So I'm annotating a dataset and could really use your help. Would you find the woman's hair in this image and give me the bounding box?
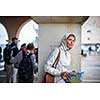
[67,34,76,41]
[27,43,34,50]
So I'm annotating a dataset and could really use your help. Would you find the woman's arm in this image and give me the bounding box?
[44,47,61,76]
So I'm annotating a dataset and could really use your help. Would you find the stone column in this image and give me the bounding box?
[38,23,81,82]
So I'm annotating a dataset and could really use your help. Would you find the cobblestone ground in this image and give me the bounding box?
[0,63,38,83]
[81,52,100,83]
[1,51,100,83]
[0,67,7,83]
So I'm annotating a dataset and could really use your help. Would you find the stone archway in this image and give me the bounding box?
[0,16,32,40]
[0,23,9,54]
[16,19,39,49]
[0,22,9,71]
[0,23,9,43]
[16,19,32,38]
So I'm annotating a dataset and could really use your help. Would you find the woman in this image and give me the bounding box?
[44,33,76,83]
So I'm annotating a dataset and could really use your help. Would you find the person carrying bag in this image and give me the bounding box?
[43,49,60,83]
[43,33,79,83]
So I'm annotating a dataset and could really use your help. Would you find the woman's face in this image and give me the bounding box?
[66,35,75,49]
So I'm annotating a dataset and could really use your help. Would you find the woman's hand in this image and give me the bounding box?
[60,72,68,79]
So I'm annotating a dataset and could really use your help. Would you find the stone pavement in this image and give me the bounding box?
[0,63,38,83]
[81,52,100,83]
[0,62,6,83]
[1,52,100,83]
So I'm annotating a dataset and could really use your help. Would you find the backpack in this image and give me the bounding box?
[3,45,14,64]
[18,51,33,81]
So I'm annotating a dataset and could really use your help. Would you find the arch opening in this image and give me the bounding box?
[17,20,39,49]
[0,23,9,61]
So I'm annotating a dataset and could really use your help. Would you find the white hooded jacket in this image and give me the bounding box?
[44,33,75,83]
